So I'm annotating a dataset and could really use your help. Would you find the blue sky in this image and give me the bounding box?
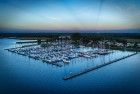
[0,0,140,32]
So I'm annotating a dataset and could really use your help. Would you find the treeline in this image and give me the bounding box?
[0,32,140,39]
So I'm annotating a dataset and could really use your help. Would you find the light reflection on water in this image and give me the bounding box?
[0,38,140,94]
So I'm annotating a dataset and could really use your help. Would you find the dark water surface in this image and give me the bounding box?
[0,38,140,94]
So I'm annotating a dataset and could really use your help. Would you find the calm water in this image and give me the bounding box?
[0,38,140,94]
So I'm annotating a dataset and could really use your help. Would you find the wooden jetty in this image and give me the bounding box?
[63,52,138,80]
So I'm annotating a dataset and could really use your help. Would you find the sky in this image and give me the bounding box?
[0,0,140,33]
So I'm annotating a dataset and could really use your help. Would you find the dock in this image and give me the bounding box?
[16,41,37,44]
[63,52,138,80]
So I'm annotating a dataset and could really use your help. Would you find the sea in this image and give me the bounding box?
[0,38,140,94]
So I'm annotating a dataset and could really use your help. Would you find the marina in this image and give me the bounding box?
[0,37,140,94]
[6,39,113,67]
[4,37,140,80]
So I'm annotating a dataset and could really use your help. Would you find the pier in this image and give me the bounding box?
[4,44,38,50]
[63,52,138,80]
[16,41,37,44]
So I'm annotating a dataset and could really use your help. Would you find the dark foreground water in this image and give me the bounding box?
[0,38,140,94]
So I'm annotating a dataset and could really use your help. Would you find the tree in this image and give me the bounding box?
[134,42,138,48]
[37,39,41,45]
[71,33,81,41]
